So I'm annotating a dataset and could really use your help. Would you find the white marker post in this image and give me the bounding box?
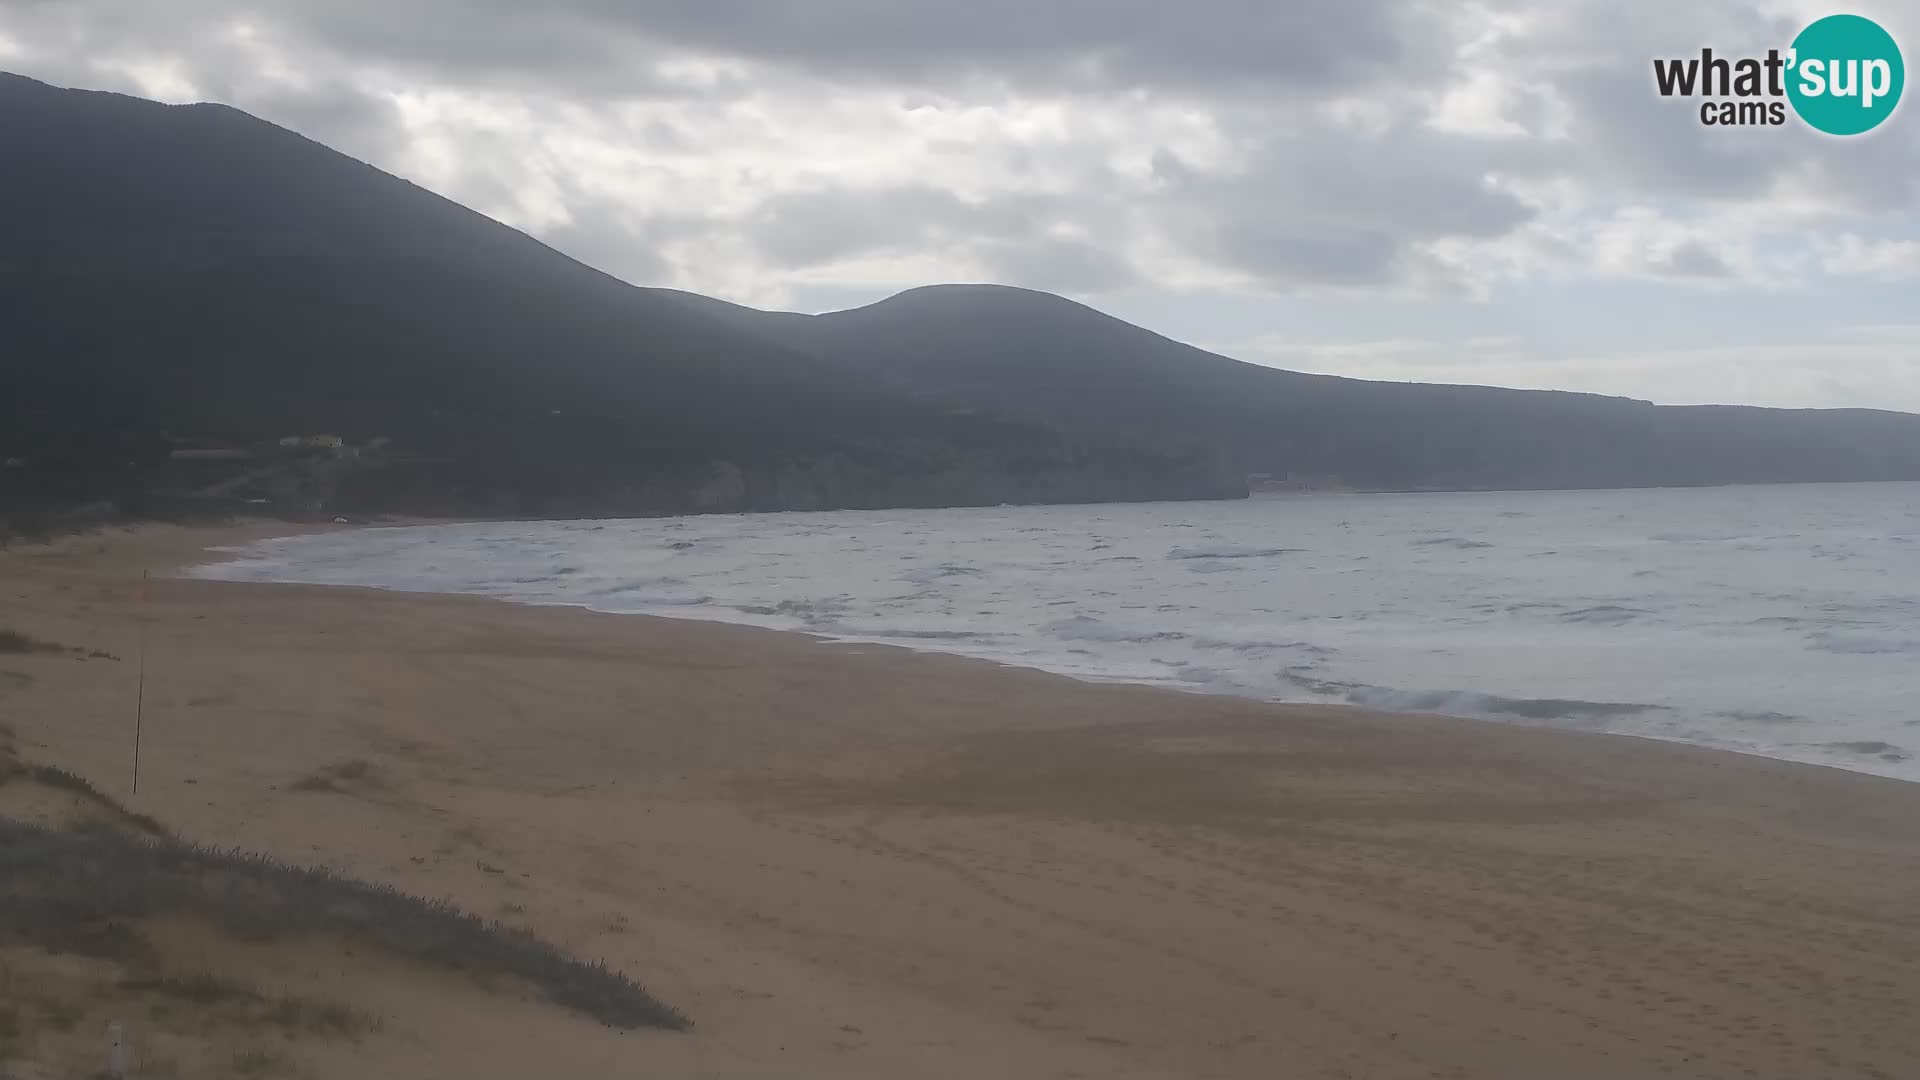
[107,1021,128,1079]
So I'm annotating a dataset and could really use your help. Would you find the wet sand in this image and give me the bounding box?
[3,522,1918,1078]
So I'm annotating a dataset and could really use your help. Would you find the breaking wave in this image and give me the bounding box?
[901,564,985,584]
[1284,673,1664,725]
[1042,616,1188,643]
[1809,633,1920,656]
[1166,544,1299,560]
[1559,605,1654,625]
[1412,536,1494,549]
[191,481,1920,783]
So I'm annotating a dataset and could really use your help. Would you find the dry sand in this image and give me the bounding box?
[3,522,1919,1079]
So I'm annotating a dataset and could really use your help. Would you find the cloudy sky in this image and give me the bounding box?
[3,0,1916,409]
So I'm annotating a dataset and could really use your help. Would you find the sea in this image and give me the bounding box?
[193,482,1920,782]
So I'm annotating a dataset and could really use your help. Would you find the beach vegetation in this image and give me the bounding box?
[0,628,64,654]
[0,755,168,836]
[0,819,688,1030]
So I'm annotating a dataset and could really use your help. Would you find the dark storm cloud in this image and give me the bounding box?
[251,0,1442,94]
[1652,242,1734,279]
[1552,65,1785,201]
[748,186,1046,268]
[1490,2,1920,216]
[2,0,1450,105]
[537,206,675,286]
[1211,218,1403,287]
[746,185,1139,292]
[1805,125,1920,215]
[1285,138,1535,240]
[0,0,405,159]
[1545,59,1919,216]
[978,234,1140,294]
[2,0,1915,306]
[1152,123,1536,290]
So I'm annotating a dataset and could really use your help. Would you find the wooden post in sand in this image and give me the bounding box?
[107,1020,128,1078]
[131,571,149,796]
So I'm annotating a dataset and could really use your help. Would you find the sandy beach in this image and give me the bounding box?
[4,522,1920,1079]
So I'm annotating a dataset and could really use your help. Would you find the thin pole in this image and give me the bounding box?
[132,570,148,797]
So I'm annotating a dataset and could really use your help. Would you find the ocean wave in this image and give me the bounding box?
[1502,602,1561,614]
[1349,687,1662,723]
[900,564,984,584]
[1411,536,1494,549]
[587,585,711,607]
[1180,560,1249,574]
[588,575,687,594]
[1650,530,1744,544]
[1042,616,1187,643]
[838,627,996,641]
[1718,710,1801,725]
[733,598,849,625]
[1193,635,1333,657]
[1819,740,1910,761]
[1282,672,1355,696]
[1283,673,1662,724]
[1166,544,1299,560]
[1809,632,1920,655]
[583,572,714,607]
[1559,605,1653,625]
[188,484,1920,786]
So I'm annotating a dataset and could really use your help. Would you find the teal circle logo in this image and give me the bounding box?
[1787,14,1904,135]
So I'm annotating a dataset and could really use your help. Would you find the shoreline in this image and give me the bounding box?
[6,522,1920,1077]
[190,516,1920,786]
[209,574,1920,788]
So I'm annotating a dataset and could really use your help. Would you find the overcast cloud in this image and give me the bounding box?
[2,0,1915,409]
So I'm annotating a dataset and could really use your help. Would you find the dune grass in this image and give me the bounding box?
[0,757,167,836]
[0,820,688,1031]
[119,971,379,1037]
[229,1047,294,1078]
[0,628,64,654]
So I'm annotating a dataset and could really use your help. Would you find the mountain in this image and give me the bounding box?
[0,73,1243,525]
[5,73,1917,532]
[657,284,1920,492]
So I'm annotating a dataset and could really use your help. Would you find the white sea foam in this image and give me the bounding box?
[1166,544,1298,560]
[194,482,1920,782]
[1810,632,1920,655]
[1044,616,1189,643]
[1411,536,1496,550]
